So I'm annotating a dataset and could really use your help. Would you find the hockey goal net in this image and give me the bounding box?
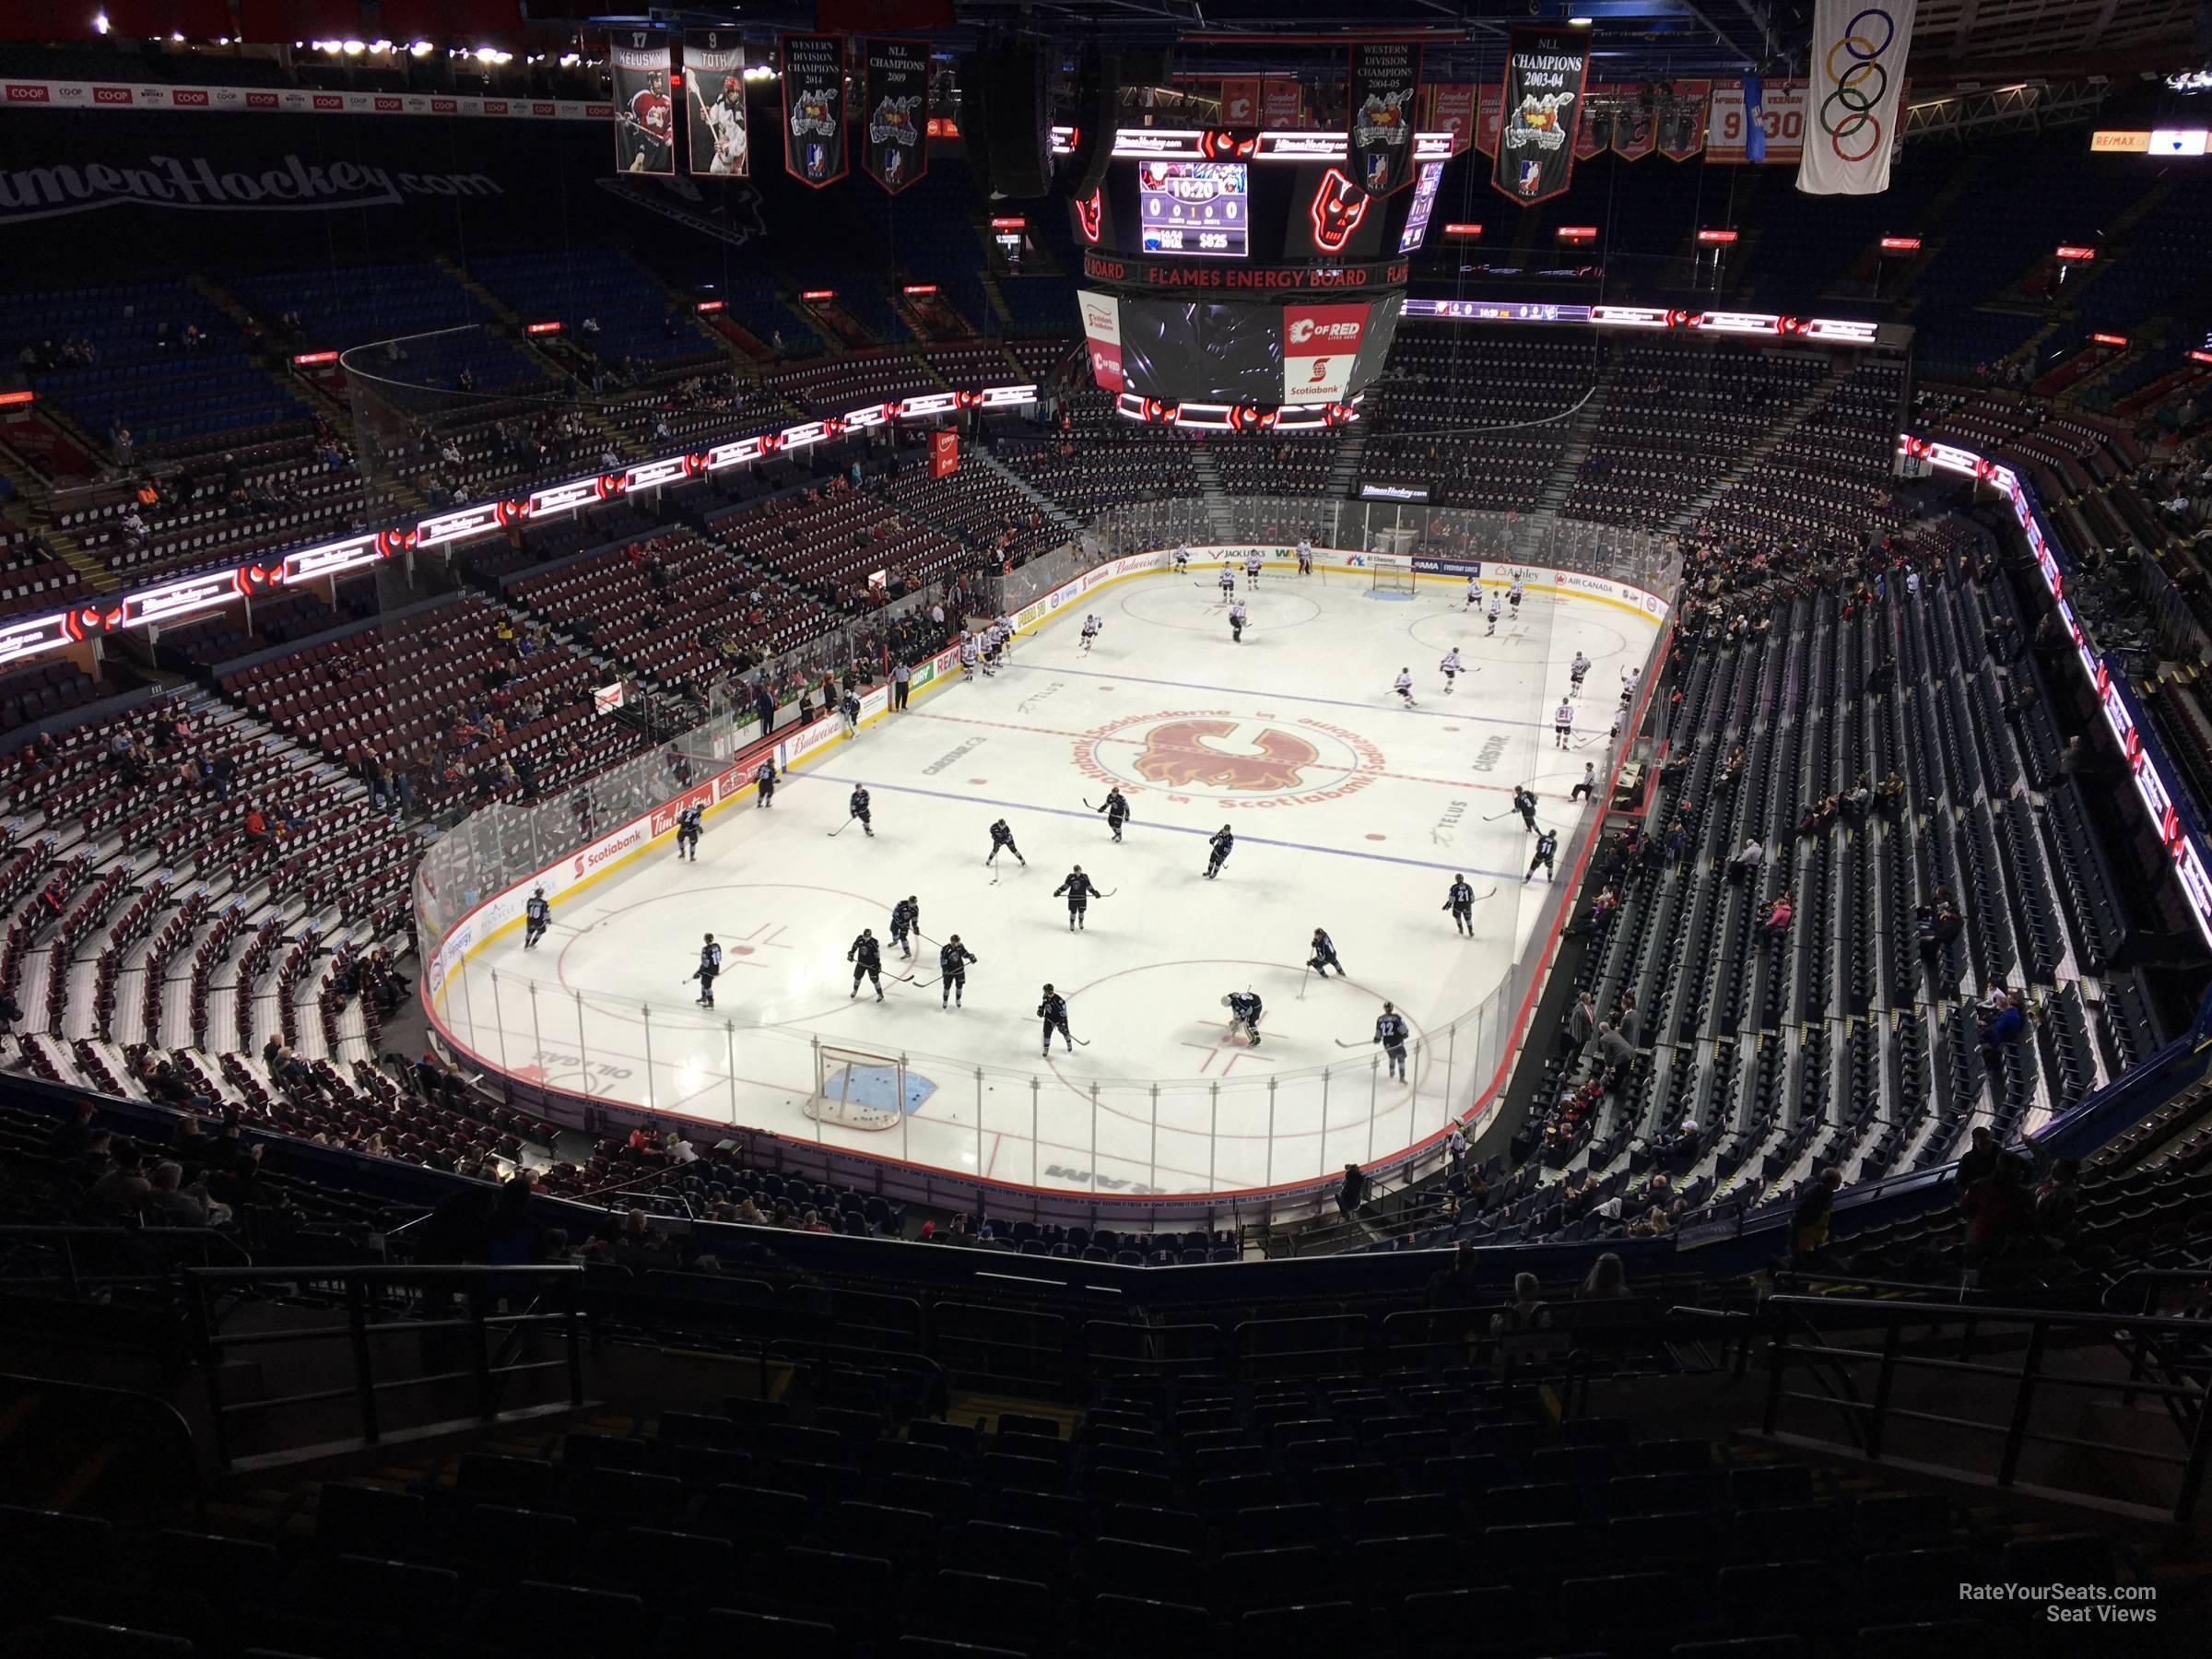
[804,1045,915,1132]
[1368,553,1417,594]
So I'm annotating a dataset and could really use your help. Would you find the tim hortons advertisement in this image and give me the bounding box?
[1282,301,1368,405]
[610,32,675,177]
[1491,26,1591,206]
[682,31,749,178]
[781,33,849,187]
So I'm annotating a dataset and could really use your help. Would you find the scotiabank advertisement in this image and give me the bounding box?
[1282,301,1367,404]
[1077,288,1124,393]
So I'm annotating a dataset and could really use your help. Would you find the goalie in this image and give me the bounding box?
[1222,989,1264,1047]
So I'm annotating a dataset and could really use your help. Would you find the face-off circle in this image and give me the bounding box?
[1073,711,1381,805]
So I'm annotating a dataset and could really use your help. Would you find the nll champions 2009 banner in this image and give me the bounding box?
[682,30,748,178]
[1491,26,1591,206]
[861,38,928,194]
[1347,42,1420,197]
[1797,0,1914,194]
[781,33,848,188]
[610,31,674,176]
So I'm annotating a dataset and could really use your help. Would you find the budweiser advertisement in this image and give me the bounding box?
[1077,288,1125,392]
[1282,301,1367,404]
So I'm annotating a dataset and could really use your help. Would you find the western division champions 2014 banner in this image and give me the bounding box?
[1347,42,1420,197]
[1797,0,1914,194]
[1492,26,1591,205]
[610,32,674,176]
[682,30,748,178]
[781,33,848,188]
[861,38,928,194]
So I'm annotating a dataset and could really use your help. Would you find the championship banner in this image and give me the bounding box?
[1425,83,1475,153]
[1077,288,1124,393]
[610,32,675,176]
[1219,77,1259,127]
[1574,88,1613,161]
[930,429,959,478]
[860,38,927,193]
[1658,79,1712,160]
[1348,42,1420,196]
[780,33,848,187]
[1475,87,1503,156]
[1611,87,1657,160]
[1492,27,1590,206]
[682,31,748,178]
[1707,77,1806,164]
[1283,301,1366,405]
[1261,78,1302,128]
[1798,0,1914,194]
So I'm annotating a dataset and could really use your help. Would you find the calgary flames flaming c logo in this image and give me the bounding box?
[1132,719,1320,792]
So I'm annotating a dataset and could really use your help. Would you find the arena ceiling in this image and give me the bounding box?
[582,0,2206,80]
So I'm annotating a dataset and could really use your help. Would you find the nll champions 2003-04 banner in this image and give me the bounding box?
[1491,26,1591,206]
[610,31,674,176]
[781,33,848,188]
[1347,42,1420,197]
[682,30,748,178]
[861,38,928,194]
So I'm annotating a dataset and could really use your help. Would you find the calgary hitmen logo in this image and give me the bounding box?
[1074,711,1379,805]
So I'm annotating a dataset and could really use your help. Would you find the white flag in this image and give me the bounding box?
[1796,0,1915,195]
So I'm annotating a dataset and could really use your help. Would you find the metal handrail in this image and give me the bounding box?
[1759,1293,2212,1520]
[182,1263,587,1467]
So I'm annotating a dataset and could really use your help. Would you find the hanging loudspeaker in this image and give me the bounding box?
[1061,45,1119,200]
[980,41,1051,199]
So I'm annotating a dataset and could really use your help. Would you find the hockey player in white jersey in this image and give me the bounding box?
[1439,647,1463,695]
[1394,667,1418,709]
[1486,590,1502,636]
[1080,613,1103,654]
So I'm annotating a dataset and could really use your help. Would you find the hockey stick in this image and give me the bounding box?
[1091,887,1117,899]
[829,814,859,838]
[1483,807,1516,821]
[1070,1034,1091,1046]
[1333,1037,1371,1049]
[1470,885,1500,900]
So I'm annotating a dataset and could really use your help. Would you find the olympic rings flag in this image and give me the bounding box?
[1796,0,1914,195]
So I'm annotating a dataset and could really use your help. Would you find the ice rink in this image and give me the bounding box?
[433,563,1664,1196]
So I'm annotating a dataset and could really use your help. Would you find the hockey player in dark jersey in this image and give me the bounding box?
[1444,876,1476,937]
[1513,784,1538,833]
[1053,866,1100,932]
[1204,825,1234,880]
[848,783,874,837]
[1307,927,1347,977]
[675,801,702,861]
[1527,827,1559,882]
[693,933,723,1008]
[1038,983,1074,1055]
[841,690,862,736]
[889,895,921,959]
[937,935,976,1009]
[1223,989,1264,1046]
[847,927,885,1001]
[1374,1002,1411,1080]
[986,818,1025,867]
[524,887,550,949]
[753,759,777,807]
[1099,788,1131,842]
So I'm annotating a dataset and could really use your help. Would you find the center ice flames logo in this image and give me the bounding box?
[1133,719,1319,792]
[1076,711,1382,806]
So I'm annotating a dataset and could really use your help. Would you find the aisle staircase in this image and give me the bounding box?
[1187,446,1239,540]
[1533,381,1613,512]
[1669,358,1855,531]
[1324,424,1370,498]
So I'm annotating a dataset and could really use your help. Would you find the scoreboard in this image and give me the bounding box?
[1137,161,1249,257]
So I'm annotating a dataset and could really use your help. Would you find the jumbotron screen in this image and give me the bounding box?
[1136,160,1250,257]
[1082,290,1403,408]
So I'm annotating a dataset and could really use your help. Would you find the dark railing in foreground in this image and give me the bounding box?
[1759,1293,2212,1523]
[183,1264,586,1468]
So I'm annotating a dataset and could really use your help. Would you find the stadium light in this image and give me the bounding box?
[409,41,433,57]
[92,13,109,34]
[559,53,582,67]
[342,39,364,55]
